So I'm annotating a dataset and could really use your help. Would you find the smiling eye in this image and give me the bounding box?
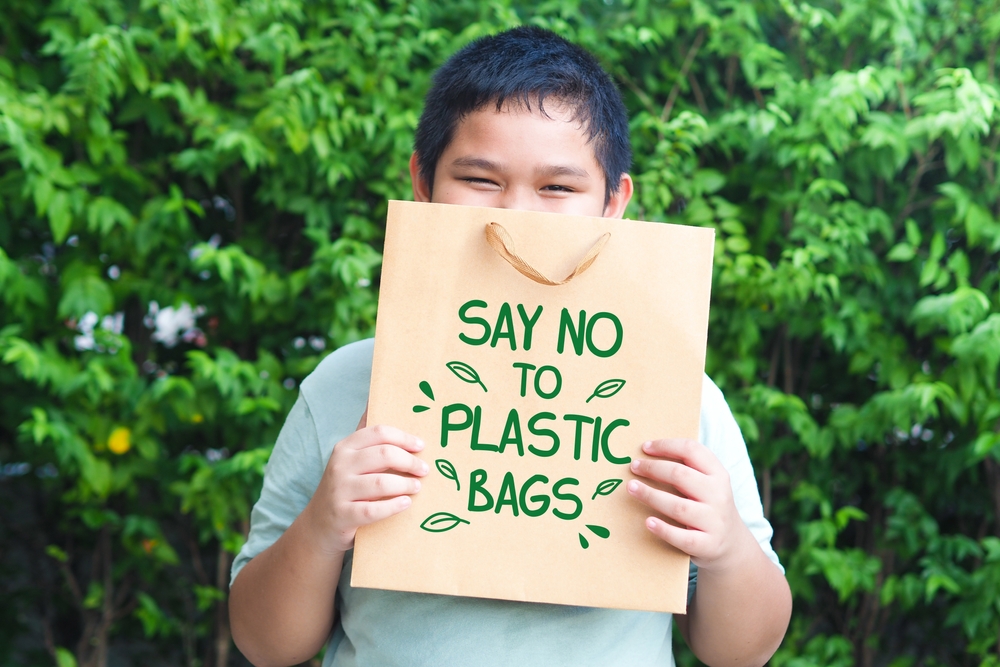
[542,184,574,193]
[461,177,498,186]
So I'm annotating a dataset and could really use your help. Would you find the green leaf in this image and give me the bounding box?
[586,378,626,403]
[446,361,488,392]
[419,380,434,400]
[591,478,623,500]
[87,196,135,234]
[55,648,77,667]
[135,592,176,639]
[886,243,916,262]
[579,533,589,549]
[46,544,68,562]
[48,190,73,243]
[58,263,114,318]
[83,581,103,609]
[412,405,430,413]
[419,512,470,533]
[435,458,460,491]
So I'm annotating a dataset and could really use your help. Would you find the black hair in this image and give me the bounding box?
[413,26,632,202]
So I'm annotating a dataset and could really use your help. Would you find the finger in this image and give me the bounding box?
[629,458,708,500]
[644,516,708,558]
[640,438,722,476]
[348,473,423,501]
[627,479,711,531]
[351,424,425,453]
[353,444,430,477]
[343,495,413,527]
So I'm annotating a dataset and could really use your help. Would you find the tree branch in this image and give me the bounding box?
[661,29,706,122]
[687,72,708,114]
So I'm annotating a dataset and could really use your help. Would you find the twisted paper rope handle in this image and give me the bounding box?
[484,222,611,286]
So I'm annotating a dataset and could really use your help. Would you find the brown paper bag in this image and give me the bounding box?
[352,200,715,613]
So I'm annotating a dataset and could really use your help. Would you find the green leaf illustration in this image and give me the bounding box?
[579,533,590,549]
[591,478,623,500]
[446,361,488,392]
[419,380,435,401]
[420,512,470,533]
[586,378,626,403]
[587,524,610,539]
[435,458,460,491]
[413,405,430,413]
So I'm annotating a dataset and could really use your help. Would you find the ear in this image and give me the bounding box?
[602,173,634,219]
[410,152,432,203]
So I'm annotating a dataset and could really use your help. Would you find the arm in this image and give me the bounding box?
[229,415,428,667]
[628,438,791,667]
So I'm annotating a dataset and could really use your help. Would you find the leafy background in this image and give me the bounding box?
[2,0,999,665]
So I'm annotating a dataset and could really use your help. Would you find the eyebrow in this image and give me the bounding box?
[450,156,502,171]
[536,164,590,179]
[449,156,590,180]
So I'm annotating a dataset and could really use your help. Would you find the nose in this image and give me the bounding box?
[498,186,534,211]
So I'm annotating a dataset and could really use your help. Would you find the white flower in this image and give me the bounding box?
[73,311,124,352]
[146,302,206,348]
[102,312,124,334]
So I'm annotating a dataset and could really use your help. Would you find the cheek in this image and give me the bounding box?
[433,188,506,210]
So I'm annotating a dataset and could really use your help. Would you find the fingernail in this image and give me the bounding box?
[630,460,640,472]
[642,440,653,452]
[628,480,639,493]
[646,517,657,530]
[400,495,412,507]
[415,438,425,450]
[413,480,421,492]
[420,462,429,475]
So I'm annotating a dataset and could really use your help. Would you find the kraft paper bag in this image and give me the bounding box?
[352,200,715,613]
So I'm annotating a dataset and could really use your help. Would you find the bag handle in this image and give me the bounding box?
[484,222,611,286]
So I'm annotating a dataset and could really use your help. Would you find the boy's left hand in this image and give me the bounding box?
[627,438,757,572]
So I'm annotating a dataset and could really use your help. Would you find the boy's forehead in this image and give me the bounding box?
[442,102,601,170]
[464,96,591,132]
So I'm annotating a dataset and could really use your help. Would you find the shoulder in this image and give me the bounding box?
[697,373,741,450]
[298,338,374,457]
[300,337,375,399]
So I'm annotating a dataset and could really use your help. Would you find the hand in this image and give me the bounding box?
[627,438,756,572]
[303,411,428,555]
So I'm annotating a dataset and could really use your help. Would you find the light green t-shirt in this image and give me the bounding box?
[232,338,781,667]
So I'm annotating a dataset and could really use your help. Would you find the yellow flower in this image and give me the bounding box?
[108,427,131,455]
[191,413,204,424]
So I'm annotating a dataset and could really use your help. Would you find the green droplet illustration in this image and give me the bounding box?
[413,405,430,413]
[446,361,488,392]
[592,478,623,500]
[419,380,435,401]
[579,533,590,549]
[420,512,470,533]
[587,524,610,539]
[586,378,626,403]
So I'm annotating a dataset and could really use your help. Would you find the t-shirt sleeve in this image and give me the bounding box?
[230,394,325,587]
[697,375,782,573]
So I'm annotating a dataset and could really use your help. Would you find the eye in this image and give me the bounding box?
[541,184,575,193]
[461,177,499,188]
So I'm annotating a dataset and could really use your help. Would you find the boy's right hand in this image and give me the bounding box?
[302,411,427,555]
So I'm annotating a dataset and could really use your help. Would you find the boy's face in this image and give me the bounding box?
[410,102,633,218]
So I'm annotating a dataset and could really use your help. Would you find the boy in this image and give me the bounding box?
[229,26,791,667]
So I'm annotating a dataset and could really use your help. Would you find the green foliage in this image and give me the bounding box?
[1,0,999,666]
